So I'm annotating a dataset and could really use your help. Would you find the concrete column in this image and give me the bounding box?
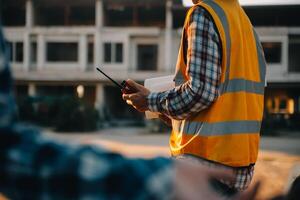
[95,33,102,67]
[95,84,105,119]
[165,0,173,72]
[24,0,34,71]
[28,83,36,97]
[282,35,289,74]
[96,0,104,28]
[95,0,104,68]
[26,0,34,28]
[37,35,45,70]
[23,33,30,71]
[79,34,88,71]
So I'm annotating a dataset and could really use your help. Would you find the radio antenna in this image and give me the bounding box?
[96,67,123,90]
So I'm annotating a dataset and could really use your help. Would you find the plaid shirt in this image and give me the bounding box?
[148,7,254,190]
[0,28,174,199]
[147,7,221,120]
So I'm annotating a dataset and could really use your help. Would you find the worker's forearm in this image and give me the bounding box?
[147,80,218,120]
[147,7,221,120]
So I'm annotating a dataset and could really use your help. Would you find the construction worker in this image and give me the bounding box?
[0,23,263,199]
[123,0,266,195]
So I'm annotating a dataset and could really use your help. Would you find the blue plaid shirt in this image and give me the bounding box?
[0,28,174,199]
[147,7,222,120]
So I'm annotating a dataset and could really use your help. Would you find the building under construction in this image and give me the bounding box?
[1,0,300,129]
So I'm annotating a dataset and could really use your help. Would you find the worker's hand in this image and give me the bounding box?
[122,79,150,112]
[159,114,172,127]
[174,161,260,200]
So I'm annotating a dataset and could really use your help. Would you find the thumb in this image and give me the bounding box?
[126,79,145,91]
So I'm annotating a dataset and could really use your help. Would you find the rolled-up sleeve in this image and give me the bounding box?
[147,7,221,120]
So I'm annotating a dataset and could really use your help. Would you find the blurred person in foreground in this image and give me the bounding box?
[0,25,261,199]
[123,0,266,196]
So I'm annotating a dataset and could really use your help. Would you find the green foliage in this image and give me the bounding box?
[17,97,36,122]
[17,96,100,132]
[54,97,99,132]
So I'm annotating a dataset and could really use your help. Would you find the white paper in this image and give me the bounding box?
[144,75,175,119]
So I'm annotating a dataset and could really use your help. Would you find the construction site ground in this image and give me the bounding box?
[1,127,300,200]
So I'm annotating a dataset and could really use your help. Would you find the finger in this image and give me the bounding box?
[122,94,131,100]
[126,79,145,91]
[234,182,260,200]
[126,100,133,106]
[135,107,143,113]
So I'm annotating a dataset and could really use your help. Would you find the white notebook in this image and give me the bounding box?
[144,75,175,119]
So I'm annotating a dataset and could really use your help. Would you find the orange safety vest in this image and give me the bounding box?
[170,0,266,167]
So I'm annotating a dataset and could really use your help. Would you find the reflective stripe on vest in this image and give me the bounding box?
[253,28,267,83]
[173,120,261,136]
[204,0,266,95]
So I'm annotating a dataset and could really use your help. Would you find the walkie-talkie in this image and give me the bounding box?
[96,67,137,94]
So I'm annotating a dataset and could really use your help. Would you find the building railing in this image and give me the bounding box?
[3,26,300,82]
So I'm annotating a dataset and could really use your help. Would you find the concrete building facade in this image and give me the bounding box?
[1,0,300,127]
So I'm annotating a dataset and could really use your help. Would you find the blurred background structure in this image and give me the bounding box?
[0,1,300,199]
[0,0,300,132]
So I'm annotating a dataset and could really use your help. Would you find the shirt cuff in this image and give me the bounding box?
[147,92,161,113]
